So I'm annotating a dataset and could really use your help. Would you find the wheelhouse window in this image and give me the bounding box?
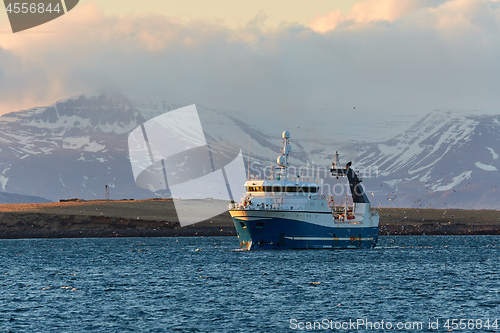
[258,186,318,193]
[246,186,265,192]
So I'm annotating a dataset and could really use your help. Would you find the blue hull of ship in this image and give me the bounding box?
[232,215,378,250]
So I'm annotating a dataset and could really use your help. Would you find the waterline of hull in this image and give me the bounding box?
[231,213,378,250]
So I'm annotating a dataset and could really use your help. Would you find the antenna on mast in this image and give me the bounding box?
[269,147,272,180]
[277,130,291,181]
[247,142,250,180]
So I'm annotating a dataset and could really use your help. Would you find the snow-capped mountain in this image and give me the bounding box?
[0,92,279,201]
[0,92,498,209]
[353,111,500,209]
[0,92,192,200]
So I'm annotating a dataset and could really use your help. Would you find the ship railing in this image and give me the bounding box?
[229,200,309,211]
[248,174,317,182]
[334,219,362,224]
[271,203,304,211]
[247,203,306,211]
[332,206,354,212]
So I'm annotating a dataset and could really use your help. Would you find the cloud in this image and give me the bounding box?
[309,0,432,32]
[349,0,425,23]
[0,0,499,131]
[308,0,500,33]
[308,10,343,33]
[428,0,500,32]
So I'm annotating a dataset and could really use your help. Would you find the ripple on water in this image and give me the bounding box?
[0,236,499,332]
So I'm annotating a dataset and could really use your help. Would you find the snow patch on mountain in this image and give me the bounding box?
[63,137,106,152]
[0,171,8,190]
[383,179,402,187]
[432,171,472,191]
[63,137,90,149]
[475,162,497,171]
[59,174,65,187]
[486,147,499,160]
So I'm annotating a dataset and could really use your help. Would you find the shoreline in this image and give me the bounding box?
[0,227,237,239]
[1,224,499,239]
[380,224,500,236]
[0,200,499,239]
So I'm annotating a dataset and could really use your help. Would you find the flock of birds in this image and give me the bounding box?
[370,180,493,208]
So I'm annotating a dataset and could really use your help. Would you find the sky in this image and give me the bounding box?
[0,0,499,121]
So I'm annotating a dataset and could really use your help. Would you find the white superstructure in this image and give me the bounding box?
[229,130,379,250]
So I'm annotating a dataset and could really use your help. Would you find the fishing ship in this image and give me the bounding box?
[229,130,379,250]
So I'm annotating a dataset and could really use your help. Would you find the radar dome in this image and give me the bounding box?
[282,130,290,139]
[277,155,285,165]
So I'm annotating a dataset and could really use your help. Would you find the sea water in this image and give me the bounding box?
[0,236,499,332]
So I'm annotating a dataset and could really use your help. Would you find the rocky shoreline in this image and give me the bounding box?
[380,224,500,236]
[1,224,500,239]
[0,200,499,239]
[0,227,237,239]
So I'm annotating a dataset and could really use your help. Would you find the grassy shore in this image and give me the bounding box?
[0,199,499,238]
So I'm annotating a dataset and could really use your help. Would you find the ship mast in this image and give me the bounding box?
[277,130,291,181]
[331,154,369,204]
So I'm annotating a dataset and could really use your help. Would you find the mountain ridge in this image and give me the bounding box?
[0,92,498,209]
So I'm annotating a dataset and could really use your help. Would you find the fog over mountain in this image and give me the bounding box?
[0,92,498,209]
